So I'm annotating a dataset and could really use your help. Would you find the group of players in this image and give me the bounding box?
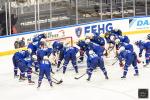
[12,29,150,88]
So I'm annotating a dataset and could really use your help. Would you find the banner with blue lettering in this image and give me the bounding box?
[129,17,150,30]
[81,19,129,36]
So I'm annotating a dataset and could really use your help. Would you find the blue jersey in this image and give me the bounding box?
[27,43,37,55]
[38,59,52,82]
[143,41,150,54]
[32,34,46,43]
[39,60,51,71]
[13,50,30,61]
[117,42,134,52]
[118,50,135,62]
[37,48,53,61]
[135,40,145,54]
[24,56,33,68]
[91,36,105,46]
[86,42,105,57]
[62,46,79,74]
[122,43,134,52]
[118,36,130,44]
[111,29,122,36]
[63,46,79,57]
[87,53,99,69]
[52,41,64,52]
[77,40,87,50]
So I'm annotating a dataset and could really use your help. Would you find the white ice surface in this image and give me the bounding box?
[0,34,150,100]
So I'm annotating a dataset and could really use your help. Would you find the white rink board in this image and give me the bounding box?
[0,33,150,100]
[0,18,129,52]
[1,16,150,53]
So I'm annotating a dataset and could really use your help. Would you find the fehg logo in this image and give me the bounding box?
[137,19,150,26]
[84,23,113,35]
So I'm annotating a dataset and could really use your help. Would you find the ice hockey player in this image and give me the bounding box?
[115,38,133,55]
[90,33,105,47]
[37,56,53,88]
[12,49,35,83]
[118,46,139,78]
[37,41,53,61]
[85,39,108,78]
[86,50,108,81]
[134,40,145,57]
[36,41,53,72]
[76,38,87,63]
[111,28,122,36]
[32,33,47,43]
[52,41,64,68]
[135,35,150,67]
[27,34,47,55]
[61,44,79,74]
[104,31,117,53]
[13,49,31,78]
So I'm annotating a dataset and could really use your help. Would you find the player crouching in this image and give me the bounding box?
[118,47,139,79]
[12,49,35,84]
[86,50,109,81]
[61,44,79,74]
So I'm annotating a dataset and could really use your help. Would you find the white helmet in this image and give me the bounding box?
[118,46,125,54]
[41,38,46,42]
[64,42,70,48]
[115,39,120,44]
[85,33,94,39]
[43,56,49,60]
[27,48,32,54]
[114,28,118,32]
[89,50,95,55]
[85,39,91,44]
[74,44,80,49]
[110,35,115,41]
[32,55,37,60]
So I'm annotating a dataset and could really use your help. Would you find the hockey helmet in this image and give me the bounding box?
[32,55,37,60]
[27,48,32,54]
[85,39,91,44]
[115,39,120,45]
[85,33,94,39]
[110,35,115,41]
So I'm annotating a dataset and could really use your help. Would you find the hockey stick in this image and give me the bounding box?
[32,71,63,84]
[51,77,63,84]
[112,59,119,66]
[56,66,63,72]
[74,73,86,80]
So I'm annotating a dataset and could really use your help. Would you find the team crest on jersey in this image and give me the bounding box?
[75,27,82,38]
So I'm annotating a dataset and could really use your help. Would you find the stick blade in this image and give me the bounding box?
[74,77,79,80]
[56,79,63,84]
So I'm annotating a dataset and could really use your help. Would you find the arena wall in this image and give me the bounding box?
[0,16,150,56]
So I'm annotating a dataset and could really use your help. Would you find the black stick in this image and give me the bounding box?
[32,71,63,84]
[112,59,119,66]
[56,66,63,72]
[74,73,86,80]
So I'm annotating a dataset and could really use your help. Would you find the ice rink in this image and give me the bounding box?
[0,34,149,100]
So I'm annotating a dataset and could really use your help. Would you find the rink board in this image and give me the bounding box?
[0,16,150,56]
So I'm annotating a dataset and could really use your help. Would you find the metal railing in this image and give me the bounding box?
[0,0,150,36]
